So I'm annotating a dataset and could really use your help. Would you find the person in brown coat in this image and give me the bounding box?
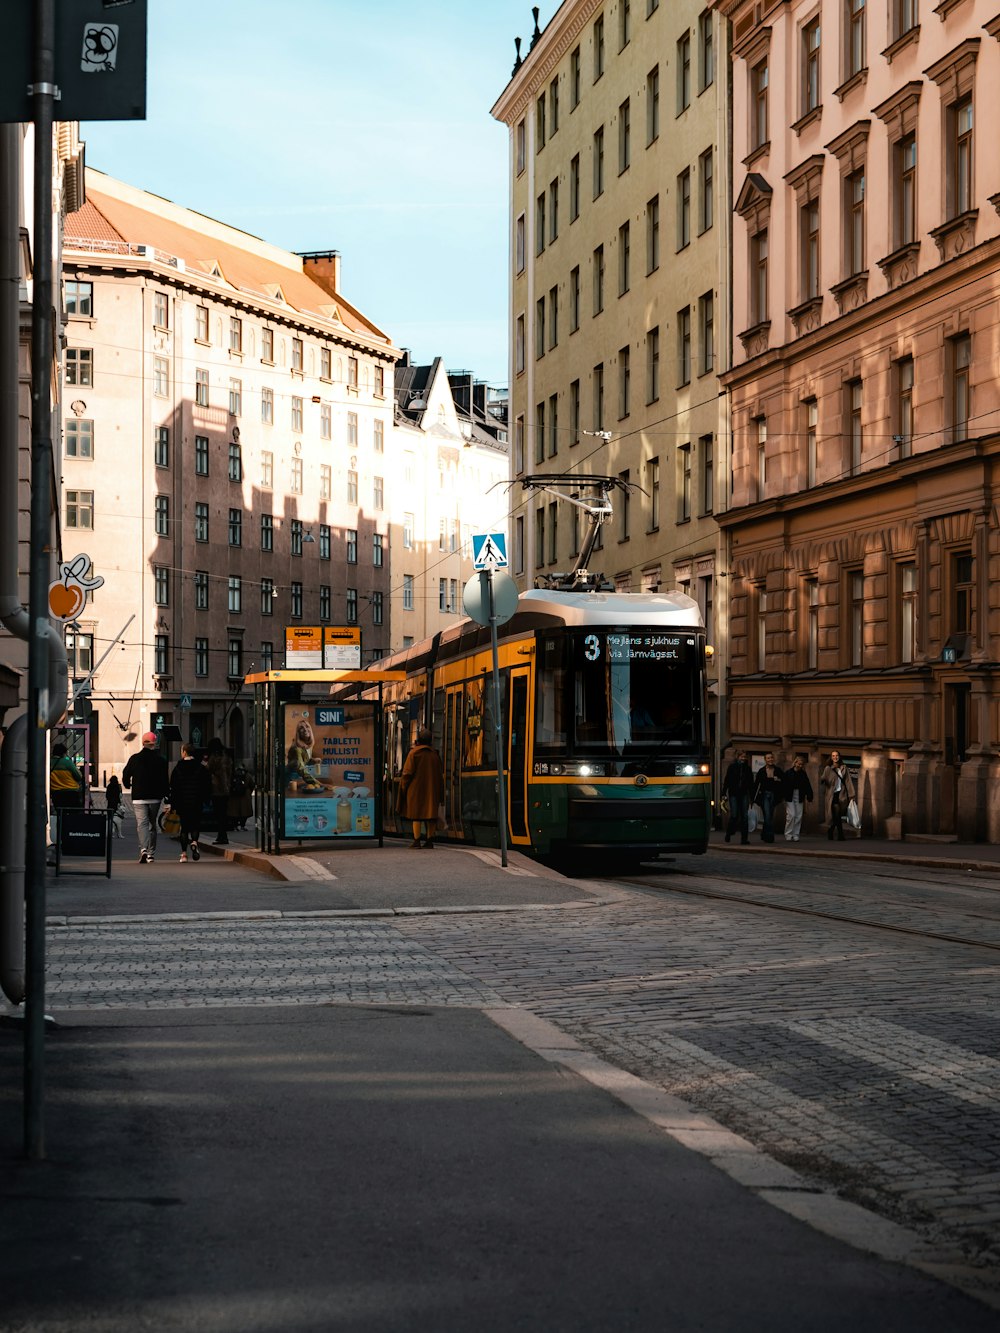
[398,728,444,849]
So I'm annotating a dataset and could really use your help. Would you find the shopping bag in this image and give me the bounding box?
[747,805,759,833]
[158,807,181,839]
[846,798,861,831]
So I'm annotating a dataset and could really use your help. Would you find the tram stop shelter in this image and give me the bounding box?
[247,669,405,854]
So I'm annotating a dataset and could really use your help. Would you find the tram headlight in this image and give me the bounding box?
[535,762,607,777]
[675,763,711,777]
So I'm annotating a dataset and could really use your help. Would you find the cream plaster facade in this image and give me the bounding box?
[493,0,731,763]
[715,0,1000,839]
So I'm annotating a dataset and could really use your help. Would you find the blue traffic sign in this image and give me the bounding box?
[472,531,508,570]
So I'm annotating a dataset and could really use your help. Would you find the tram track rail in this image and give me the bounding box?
[616,867,1000,955]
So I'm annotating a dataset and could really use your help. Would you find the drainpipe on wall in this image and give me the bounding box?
[0,122,68,1006]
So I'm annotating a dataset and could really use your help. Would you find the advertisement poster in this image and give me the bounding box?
[282,702,377,839]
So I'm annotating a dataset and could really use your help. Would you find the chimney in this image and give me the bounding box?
[299,249,341,298]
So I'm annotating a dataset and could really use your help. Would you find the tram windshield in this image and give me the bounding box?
[534,628,703,757]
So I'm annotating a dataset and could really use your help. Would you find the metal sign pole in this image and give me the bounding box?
[485,568,509,868]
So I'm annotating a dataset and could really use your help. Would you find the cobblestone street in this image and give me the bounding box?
[43,851,1000,1284]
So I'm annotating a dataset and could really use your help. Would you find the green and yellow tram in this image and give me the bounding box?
[343,589,711,863]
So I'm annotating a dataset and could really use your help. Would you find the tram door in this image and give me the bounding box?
[507,668,531,845]
[441,686,464,836]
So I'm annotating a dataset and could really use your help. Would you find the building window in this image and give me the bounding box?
[849,569,864,665]
[699,149,713,233]
[229,315,242,353]
[403,513,414,550]
[534,401,546,464]
[374,475,384,509]
[899,562,916,662]
[194,571,208,610]
[647,325,660,403]
[801,198,820,300]
[228,442,242,482]
[895,133,917,247]
[292,337,304,372]
[536,92,546,151]
[593,363,604,431]
[289,519,302,557]
[549,286,559,349]
[895,0,918,40]
[699,11,714,90]
[700,433,714,514]
[802,17,821,115]
[569,266,581,333]
[847,379,863,473]
[348,411,358,446]
[228,378,242,416]
[228,508,242,547]
[569,155,580,224]
[403,575,414,611]
[154,566,169,606]
[549,393,559,457]
[952,550,973,635]
[260,641,273,672]
[319,347,332,380]
[195,367,209,407]
[895,358,913,458]
[619,98,631,173]
[261,578,274,616]
[515,213,525,274]
[594,13,605,80]
[321,404,332,440]
[374,364,384,397]
[593,244,605,314]
[65,280,93,316]
[571,45,581,107]
[153,425,170,469]
[618,221,630,295]
[517,118,526,173]
[678,445,691,521]
[677,307,691,386]
[347,588,358,624]
[261,385,274,424]
[65,418,94,458]
[346,529,358,565]
[194,434,209,476]
[845,167,865,276]
[846,0,866,79]
[677,32,691,112]
[228,576,241,615]
[593,126,604,198]
[646,194,660,273]
[320,463,332,500]
[756,587,768,669]
[806,577,819,668]
[319,524,331,560]
[751,228,768,325]
[549,178,559,243]
[291,396,303,433]
[194,501,208,542]
[699,292,714,374]
[648,456,660,530]
[620,0,631,48]
[374,418,384,453]
[195,305,209,342]
[647,65,660,144]
[805,397,818,485]
[291,456,303,494]
[951,333,971,443]
[536,193,545,255]
[373,533,384,567]
[751,59,769,150]
[154,635,169,676]
[534,511,545,569]
[755,417,767,497]
[153,291,168,328]
[677,168,691,249]
[261,327,274,362]
[618,347,631,419]
[261,513,273,552]
[154,494,169,536]
[65,347,93,385]
[320,585,331,622]
[570,380,581,444]
[195,638,208,678]
[950,96,973,219]
[290,582,303,620]
[516,315,525,374]
[154,357,168,397]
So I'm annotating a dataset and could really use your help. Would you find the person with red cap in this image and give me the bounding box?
[122,731,170,863]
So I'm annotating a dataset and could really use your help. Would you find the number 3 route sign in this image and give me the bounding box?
[472,532,508,570]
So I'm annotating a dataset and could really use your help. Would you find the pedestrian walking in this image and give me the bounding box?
[722,749,753,845]
[49,743,83,810]
[105,774,124,838]
[228,765,253,830]
[206,737,233,845]
[398,728,444,849]
[168,743,212,862]
[821,749,856,841]
[122,732,170,863]
[782,756,813,842]
[752,752,785,844]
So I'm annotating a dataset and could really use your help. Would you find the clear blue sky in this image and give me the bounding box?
[82,0,554,390]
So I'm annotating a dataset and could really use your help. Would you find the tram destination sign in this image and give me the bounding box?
[584,632,689,663]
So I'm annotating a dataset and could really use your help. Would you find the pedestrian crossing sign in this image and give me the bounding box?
[472,531,508,570]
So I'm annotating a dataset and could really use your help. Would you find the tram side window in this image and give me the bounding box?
[536,636,567,744]
[464,678,487,768]
[480,674,505,771]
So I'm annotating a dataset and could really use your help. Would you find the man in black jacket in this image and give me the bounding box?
[722,750,753,845]
[168,743,212,863]
[122,732,170,864]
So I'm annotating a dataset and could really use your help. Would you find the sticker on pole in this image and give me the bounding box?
[471,532,508,570]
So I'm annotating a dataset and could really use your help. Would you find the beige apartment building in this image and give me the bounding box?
[715,0,1000,839]
[61,170,400,774]
[492,0,730,759]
